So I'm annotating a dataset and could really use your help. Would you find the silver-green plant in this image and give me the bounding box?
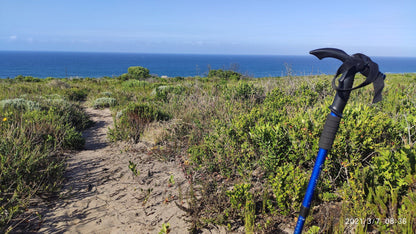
[100,91,113,97]
[0,98,40,111]
[93,97,117,109]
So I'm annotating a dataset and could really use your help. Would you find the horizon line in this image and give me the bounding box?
[1,49,415,58]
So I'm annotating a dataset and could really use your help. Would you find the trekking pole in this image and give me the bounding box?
[294,48,386,234]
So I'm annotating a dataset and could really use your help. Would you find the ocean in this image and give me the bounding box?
[0,51,415,78]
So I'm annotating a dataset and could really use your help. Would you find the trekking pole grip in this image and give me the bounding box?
[319,113,341,150]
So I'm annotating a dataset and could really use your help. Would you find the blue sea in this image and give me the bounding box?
[0,51,415,78]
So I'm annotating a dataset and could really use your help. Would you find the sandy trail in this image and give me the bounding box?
[38,108,189,234]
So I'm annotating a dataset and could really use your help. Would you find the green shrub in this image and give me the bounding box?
[151,85,188,102]
[100,91,113,97]
[227,183,252,211]
[208,69,242,80]
[14,75,41,82]
[151,85,170,102]
[250,122,291,173]
[93,97,117,109]
[48,79,71,89]
[234,82,263,100]
[0,99,90,231]
[109,103,171,143]
[226,183,256,232]
[122,80,150,89]
[64,87,89,101]
[118,73,131,81]
[124,66,150,80]
[43,99,92,131]
[63,127,85,149]
[118,66,151,80]
[223,82,264,101]
[268,164,308,215]
[173,76,184,81]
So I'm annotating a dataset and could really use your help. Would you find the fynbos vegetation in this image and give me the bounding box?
[1,68,415,233]
[0,92,91,232]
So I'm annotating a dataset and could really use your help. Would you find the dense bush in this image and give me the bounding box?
[118,66,151,80]
[121,79,151,90]
[48,99,93,131]
[48,79,71,89]
[208,69,242,80]
[109,102,171,143]
[93,97,117,109]
[14,75,41,82]
[128,66,150,79]
[223,81,264,101]
[0,97,90,231]
[151,85,188,102]
[64,87,89,101]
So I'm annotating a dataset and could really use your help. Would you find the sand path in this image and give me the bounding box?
[38,108,189,233]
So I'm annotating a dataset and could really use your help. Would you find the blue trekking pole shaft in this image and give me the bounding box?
[294,48,386,233]
[294,71,353,234]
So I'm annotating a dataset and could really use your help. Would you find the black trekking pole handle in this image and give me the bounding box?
[294,48,385,234]
[319,69,355,148]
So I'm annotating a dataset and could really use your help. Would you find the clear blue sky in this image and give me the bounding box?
[0,0,415,56]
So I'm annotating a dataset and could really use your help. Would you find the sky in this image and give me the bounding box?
[0,0,415,56]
